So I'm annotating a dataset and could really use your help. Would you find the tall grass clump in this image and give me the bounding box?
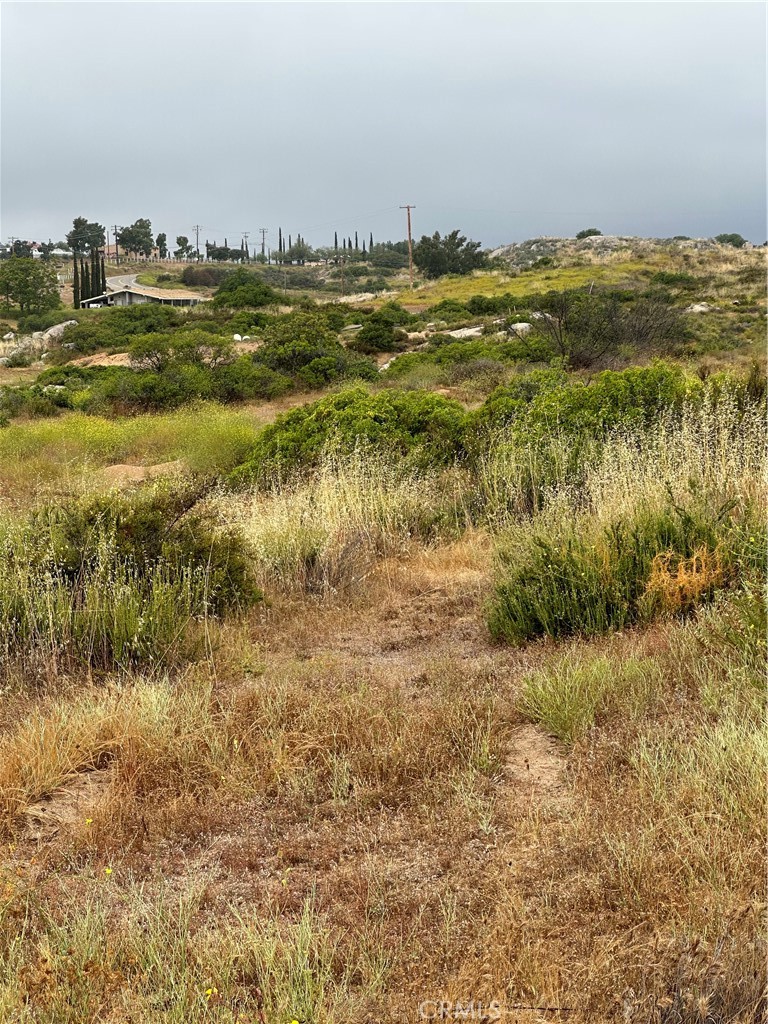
[487,396,765,643]
[0,481,260,676]
[220,449,468,594]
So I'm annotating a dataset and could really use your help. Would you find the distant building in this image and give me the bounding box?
[80,284,203,308]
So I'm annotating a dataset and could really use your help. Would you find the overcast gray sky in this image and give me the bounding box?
[1,2,765,250]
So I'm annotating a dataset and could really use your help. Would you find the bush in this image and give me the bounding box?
[0,482,262,672]
[488,491,760,644]
[256,312,375,386]
[212,268,281,308]
[232,387,469,482]
[479,363,698,438]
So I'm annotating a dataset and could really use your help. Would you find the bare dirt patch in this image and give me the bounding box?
[99,459,186,486]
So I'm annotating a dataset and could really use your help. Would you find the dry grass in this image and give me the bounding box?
[0,393,764,1021]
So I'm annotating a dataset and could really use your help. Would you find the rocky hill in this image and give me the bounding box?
[489,234,756,268]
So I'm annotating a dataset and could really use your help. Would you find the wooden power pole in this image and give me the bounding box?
[400,204,415,289]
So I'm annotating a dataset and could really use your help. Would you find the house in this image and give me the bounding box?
[80,284,203,308]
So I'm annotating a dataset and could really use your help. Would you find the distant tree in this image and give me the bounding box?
[156,233,168,259]
[0,257,60,314]
[11,240,33,258]
[91,248,100,298]
[101,254,107,294]
[175,235,193,259]
[369,232,374,250]
[714,233,747,248]
[66,216,106,255]
[38,241,56,260]
[285,239,312,265]
[348,237,352,250]
[362,241,367,257]
[354,231,358,250]
[72,256,80,309]
[212,268,280,308]
[82,258,91,300]
[334,231,338,253]
[575,228,602,239]
[118,218,154,258]
[412,230,486,279]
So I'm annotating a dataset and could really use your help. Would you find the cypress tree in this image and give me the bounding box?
[82,259,91,300]
[370,232,374,250]
[91,249,99,297]
[288,235,292,249]
[343,238,347,250]
[354,231,358,250]
[101,255,107,294]
[348,237,352,250]
[362,241,367,257]
[334,232,338,251]
[72,256,80,309]
[278,227,283,253]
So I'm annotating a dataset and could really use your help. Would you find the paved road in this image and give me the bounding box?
[106,274,137,292]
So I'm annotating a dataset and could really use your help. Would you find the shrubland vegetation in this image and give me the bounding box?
[0,235,764,1022]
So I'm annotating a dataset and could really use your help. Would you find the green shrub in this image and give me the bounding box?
[488,492,761,645]
[478,363,698,438]
[232,387,469,482]
[212,268,280,309]
[0,482,262,673]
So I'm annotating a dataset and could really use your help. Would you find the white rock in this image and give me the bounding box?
[233,334,242,342]
[43,320,78,342]
[684,302,720,314]
[446,326,484,339]
[2,332,14,341]
[341,324,363,332]
[32,331,44,340]
[508,322,533,337]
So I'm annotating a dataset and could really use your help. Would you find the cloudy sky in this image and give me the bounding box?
[2,2,765,250]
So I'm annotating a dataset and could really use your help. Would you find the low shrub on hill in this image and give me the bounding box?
[488,491,761,644]
[212,268,281,309]
[232,387,469,482]
[478,362,698,437]
[1,481,261,673]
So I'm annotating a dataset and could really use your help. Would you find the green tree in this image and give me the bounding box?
[174,236,193,259]
[156,233,168,259]
[0,257,60,314]
[575,227,602,239]
[212,268,280,308]
[412,230,486,279]
[118,219,154,258]
[714,233,747,248]
[285,239,312,265]
[66,217,106,255]
[82,258,91,300]
[72,255,80,309]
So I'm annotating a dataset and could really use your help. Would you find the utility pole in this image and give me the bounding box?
[399,204,416,289]
[242,231,250,262]
[259,227,268,257]
[192,224,202,262]
[112,226,121,264]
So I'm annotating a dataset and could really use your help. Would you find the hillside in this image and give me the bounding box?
[0,238,764,1023]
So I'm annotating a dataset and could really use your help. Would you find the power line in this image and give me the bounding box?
[192,224,202,261]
